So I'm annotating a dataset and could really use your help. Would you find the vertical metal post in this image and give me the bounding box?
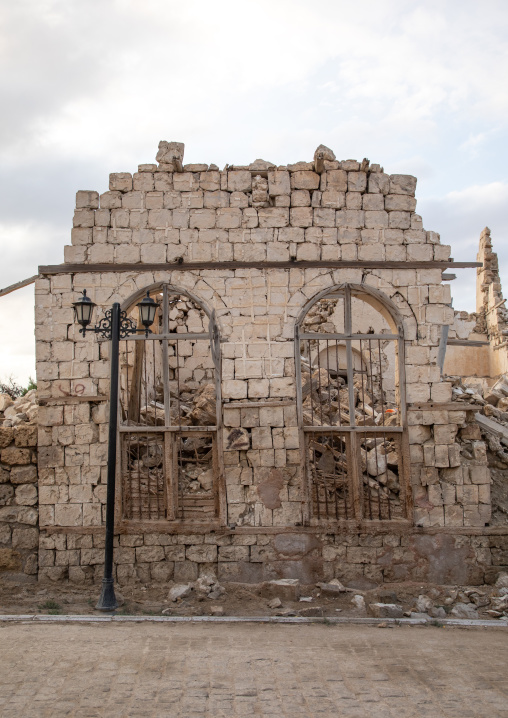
[96,303,120,611]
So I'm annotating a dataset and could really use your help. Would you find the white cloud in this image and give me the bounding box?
[1,0,508,380]
[419,181,508,313]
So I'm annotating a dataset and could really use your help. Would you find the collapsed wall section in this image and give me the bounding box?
[30,141,505,586]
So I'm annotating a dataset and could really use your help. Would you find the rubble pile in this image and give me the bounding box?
[0,391,38,427]
[137,383,217,427]
[449,374,508,524]
[301,366,402,504]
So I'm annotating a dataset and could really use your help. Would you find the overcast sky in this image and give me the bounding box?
[1,0,507,384]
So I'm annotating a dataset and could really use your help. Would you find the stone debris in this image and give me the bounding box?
[369,603,404,618]
[415,594,433,613]
[210,605,225,616]
[450,602,479,619]
[263,579,301,602]
[195,573,225,599]
[316,579,348,595]
[168,583,193,602]
[0,390,37,427]
[351,595,366,611]
[495,572,508,589]
[267,597,282,609]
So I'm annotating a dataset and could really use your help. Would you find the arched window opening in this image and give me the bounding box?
[117,284,222,525]
[296,284,409,523]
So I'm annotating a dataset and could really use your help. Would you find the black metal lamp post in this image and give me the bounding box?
[72,290,157,610]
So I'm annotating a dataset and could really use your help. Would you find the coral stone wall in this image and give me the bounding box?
[0,423,39,577]
[31,142,503,585]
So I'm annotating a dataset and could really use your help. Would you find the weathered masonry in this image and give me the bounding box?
[13,142,508,585]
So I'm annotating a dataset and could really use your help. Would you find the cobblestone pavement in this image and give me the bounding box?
[1,621,507,717]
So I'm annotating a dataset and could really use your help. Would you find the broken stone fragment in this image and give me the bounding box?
[210,605,225,616]
[249,159,276,171]
[268,597,282,609]
[415,594,433,613]
[314,144,336,162]
[366,449,387,476]
[316,579,347,595]
[168,583,193,602]
[0,394,13,412]
[429,606,447,619]
[369,603,404,619]
[495,572,508,589]
[156,141,185,168]
[351,595,365,611]
[450,602,478,619]
[262,578,301,602]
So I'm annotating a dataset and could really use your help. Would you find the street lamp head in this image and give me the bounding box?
[137,291,158,336]
[73,289,96,335]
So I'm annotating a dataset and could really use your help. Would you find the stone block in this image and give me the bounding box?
[14,424,37,447]
[173,173,199,192]
[336,209,365,228]
[258,207,289,228]
[228,171,251,192]
[71,228,93,245]
[268,170,290,196]
[313,208,335,227]
[216,208,242,229]
[189,209,216,229]
[389,174,417,195]
[218,545,250,561]
[348,172,367,192]
[362,194,384,210]
[389,211,411,229]
[290,207,313,227]
[365,210,388,228]
[385,194,417,211]
[100,191,122,209]
[321,190,345,209]
[345,192,362,209]
[76,190,99,209]
[135,545,165,562]
[109,173,132,192]
[72,209,94,228]
[186,545,217,563]
[0,427,13,448]
[291,171,320,190]
[11,527,38,549]
[0,506,38,525]
[14,484,37,506]
[54,504,82,526]
[1,447,32,465]
[269,378,295,398]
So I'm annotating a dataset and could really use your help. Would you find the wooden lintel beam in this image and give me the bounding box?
[38,260,483,275]
[0,275,37,298]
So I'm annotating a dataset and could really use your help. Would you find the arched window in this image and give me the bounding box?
[117,284,223,526]
[295,284,410,524]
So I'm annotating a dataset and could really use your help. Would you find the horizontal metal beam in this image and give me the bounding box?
[300,332,400,340]
[119,425,217,433]
[38,260,483,275]
[447,338,490,347]
[124,333,209,341]
[302,425,403,433]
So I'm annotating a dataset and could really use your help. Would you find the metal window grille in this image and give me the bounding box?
[296,284,410,523]
[118,284,223,524]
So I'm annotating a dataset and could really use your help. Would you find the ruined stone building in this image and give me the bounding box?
[1,141,507,587]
